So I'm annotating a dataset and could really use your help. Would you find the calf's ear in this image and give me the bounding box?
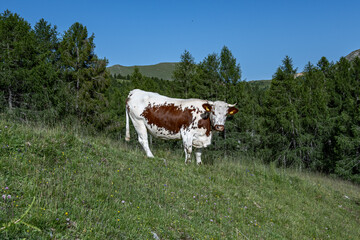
[202,103,212,112]
[228,107,239,115]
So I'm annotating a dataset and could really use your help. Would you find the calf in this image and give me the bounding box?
[125,89,238,164]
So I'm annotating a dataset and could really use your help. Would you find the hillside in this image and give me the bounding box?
[107,62,177,80]
[248,80,271,90]
[1,120,359,239]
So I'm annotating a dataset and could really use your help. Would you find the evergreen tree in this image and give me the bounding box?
[173,50,196,98]
[29,18,61,119]
[59,22,110,128]
[219,46,241,102]
[264,56,302,167]
[196,53,220,100]
[299,61,329,169]
[130,67,143,89]
[326,57,360,181]
[0,10,36,111]
[59,22,96,115]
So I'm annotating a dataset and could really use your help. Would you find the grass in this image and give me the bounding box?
[1,120,359,239]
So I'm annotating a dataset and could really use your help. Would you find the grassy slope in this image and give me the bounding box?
[1,120,359,239]
[107,62,177,80]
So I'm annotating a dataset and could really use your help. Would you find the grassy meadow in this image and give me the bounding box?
[1,119,359,239]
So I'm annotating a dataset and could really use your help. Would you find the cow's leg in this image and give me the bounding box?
[195,148,202,165]
[138,133,154,158]
[184,144,192,164]
[131,118,154,158]
[181,130,193,164]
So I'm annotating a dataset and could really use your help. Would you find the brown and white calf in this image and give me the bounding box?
[125,89,238,164]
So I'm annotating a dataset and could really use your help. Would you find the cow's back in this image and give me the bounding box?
[126,89,171,118]
[127,89,205,116]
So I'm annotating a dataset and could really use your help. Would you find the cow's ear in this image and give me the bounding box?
[228,107,239,115]
[202,103,212,112]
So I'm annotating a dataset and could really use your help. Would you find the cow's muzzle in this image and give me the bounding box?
[214,125,225,132]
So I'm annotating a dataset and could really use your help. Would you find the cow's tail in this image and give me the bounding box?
[125,106,130,142]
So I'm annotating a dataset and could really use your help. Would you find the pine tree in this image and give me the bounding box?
[29,18,61,118]
[173,50,196,98]
[328,57,360,181]
[196,53,220,100]
[130,67,143,89]
[0,10,36,111]
[264,56,302,167]
[59,22,110,128]
[299,61,329,169]
[59,22,96,115]
[219,46,241,102]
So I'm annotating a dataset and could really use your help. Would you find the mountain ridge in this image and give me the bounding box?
[107,49,360,82]
[107,62,177,80]
[345,49,360,61]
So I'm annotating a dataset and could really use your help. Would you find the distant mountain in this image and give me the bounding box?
[107,62,177,80]
[345,49,360,61]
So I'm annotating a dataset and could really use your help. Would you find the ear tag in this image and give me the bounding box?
[205,106,211,112]
[228,106,238,115]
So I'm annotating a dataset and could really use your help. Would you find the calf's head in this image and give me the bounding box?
[202,101,238,131]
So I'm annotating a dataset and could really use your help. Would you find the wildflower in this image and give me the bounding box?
[65,212,69,216]
[210,219,214,222]
[5,187,8,190]
[2,194,5,200]
[121,200,125,203]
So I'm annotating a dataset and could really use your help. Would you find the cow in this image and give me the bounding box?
[125,89,239,164]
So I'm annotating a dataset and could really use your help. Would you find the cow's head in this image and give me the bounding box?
[202,101,238,131]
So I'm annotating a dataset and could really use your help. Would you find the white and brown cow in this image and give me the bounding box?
[125,89,238,164]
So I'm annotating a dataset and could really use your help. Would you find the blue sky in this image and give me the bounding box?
[3,0,360,80]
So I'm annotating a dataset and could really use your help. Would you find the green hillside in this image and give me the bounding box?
[107,62,273,84]
[248,80,272,90]
[1,120,359,239]
[107,62,177,80]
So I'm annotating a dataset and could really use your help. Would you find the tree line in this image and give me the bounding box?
[1,10,359,182]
